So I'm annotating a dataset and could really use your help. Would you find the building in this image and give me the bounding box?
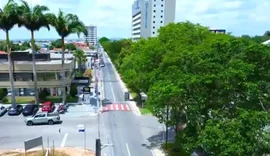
[85,26,97,46]
[0,52,74,96]
[131,0,176,41]
[209,29,226,34]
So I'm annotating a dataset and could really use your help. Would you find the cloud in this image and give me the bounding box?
[0,0,270,40]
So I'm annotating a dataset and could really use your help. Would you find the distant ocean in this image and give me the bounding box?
[0,37,123,42]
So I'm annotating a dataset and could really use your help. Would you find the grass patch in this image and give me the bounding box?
[139,107,152,115]
[46,96,78,103]
[161,143,189,156]
[3,96,35,104]
[3,96,78,104]
[130,92,138,99]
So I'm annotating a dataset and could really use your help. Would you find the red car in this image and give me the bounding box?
[42,101,55,112]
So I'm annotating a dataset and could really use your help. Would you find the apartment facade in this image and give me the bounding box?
[85,26,97,45]
[131,0,176,41]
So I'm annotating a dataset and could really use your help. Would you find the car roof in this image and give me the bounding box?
[43,101,53,105]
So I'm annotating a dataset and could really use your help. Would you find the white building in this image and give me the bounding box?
[131,0,176,41]
[85,26,97,45]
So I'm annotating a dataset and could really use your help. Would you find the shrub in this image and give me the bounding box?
[0,88,8,100]
[39,89,49,101]
[83,68,92,79]
[70,84,78,97]
[2,96,8,103]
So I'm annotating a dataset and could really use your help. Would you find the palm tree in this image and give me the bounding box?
[18,0,54,105]
[0,0,21,107]
[74,49,87,73]
[50,10,88,104]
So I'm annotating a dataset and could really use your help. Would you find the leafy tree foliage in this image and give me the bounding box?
[74,49,87,73]
[99,37,109,44]
[49,39,76,50]
[241,30,270,44]
[105,21,270,155]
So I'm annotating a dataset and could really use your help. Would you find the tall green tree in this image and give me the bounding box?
[99,37,109,44]
[50,10,87,104]
[73,49,87,73]
[0,0,21,107]
[119,22,270,155]
[18,0,54,105]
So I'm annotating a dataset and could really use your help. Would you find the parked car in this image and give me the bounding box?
[22,104,39,116]
[42,101,55,112]
[0,106,7,116]
[8,105,23,115]
[25,112,61,126]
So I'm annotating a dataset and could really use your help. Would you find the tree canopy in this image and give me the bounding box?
[100,21,270,155]
[99,37,109,44]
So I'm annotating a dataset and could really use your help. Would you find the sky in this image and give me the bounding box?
[0,0,270,40]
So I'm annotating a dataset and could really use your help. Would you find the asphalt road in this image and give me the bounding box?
[100,53,161,156]
[0,105,99,151]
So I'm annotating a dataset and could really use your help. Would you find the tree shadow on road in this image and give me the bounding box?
[142,128,175,150]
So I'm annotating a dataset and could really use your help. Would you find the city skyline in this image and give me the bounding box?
[0,0,270,40]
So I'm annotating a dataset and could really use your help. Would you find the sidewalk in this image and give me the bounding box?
[151,148,165,156]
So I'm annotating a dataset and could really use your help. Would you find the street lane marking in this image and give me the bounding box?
[61,133,68,147]
[126,143,131,156]
[121,104,124,110]
[126,105,130,111]
[110,105,113,110]
[115,104,119,110]
[106,66,116,101]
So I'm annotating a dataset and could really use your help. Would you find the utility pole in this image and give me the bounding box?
[95,138,101,156]
[95,56,101,155]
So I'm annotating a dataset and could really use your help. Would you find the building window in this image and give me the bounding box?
[153,26,155,29]
[153,21,155,23]
[154,5,156,7]
[153,15,155,18]
[161,15,163,18]
[153,32,155,34]
[161,5,163,7]
[161,10,163,12]
[161,21,163,23]
[153,10,156,12]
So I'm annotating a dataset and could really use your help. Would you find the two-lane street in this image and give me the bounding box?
[100,53,154,156]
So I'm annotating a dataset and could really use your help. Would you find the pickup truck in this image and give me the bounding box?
[25,112,61,126]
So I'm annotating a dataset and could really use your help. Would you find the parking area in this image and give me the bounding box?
[0,104,99,150]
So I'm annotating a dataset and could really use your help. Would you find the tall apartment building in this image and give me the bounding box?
[85,26,97,45]
[131,0,176,41]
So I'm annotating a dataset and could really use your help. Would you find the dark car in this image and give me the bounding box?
[0,106,7,116]
[8,105,23,116]
[22,104,39,116]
